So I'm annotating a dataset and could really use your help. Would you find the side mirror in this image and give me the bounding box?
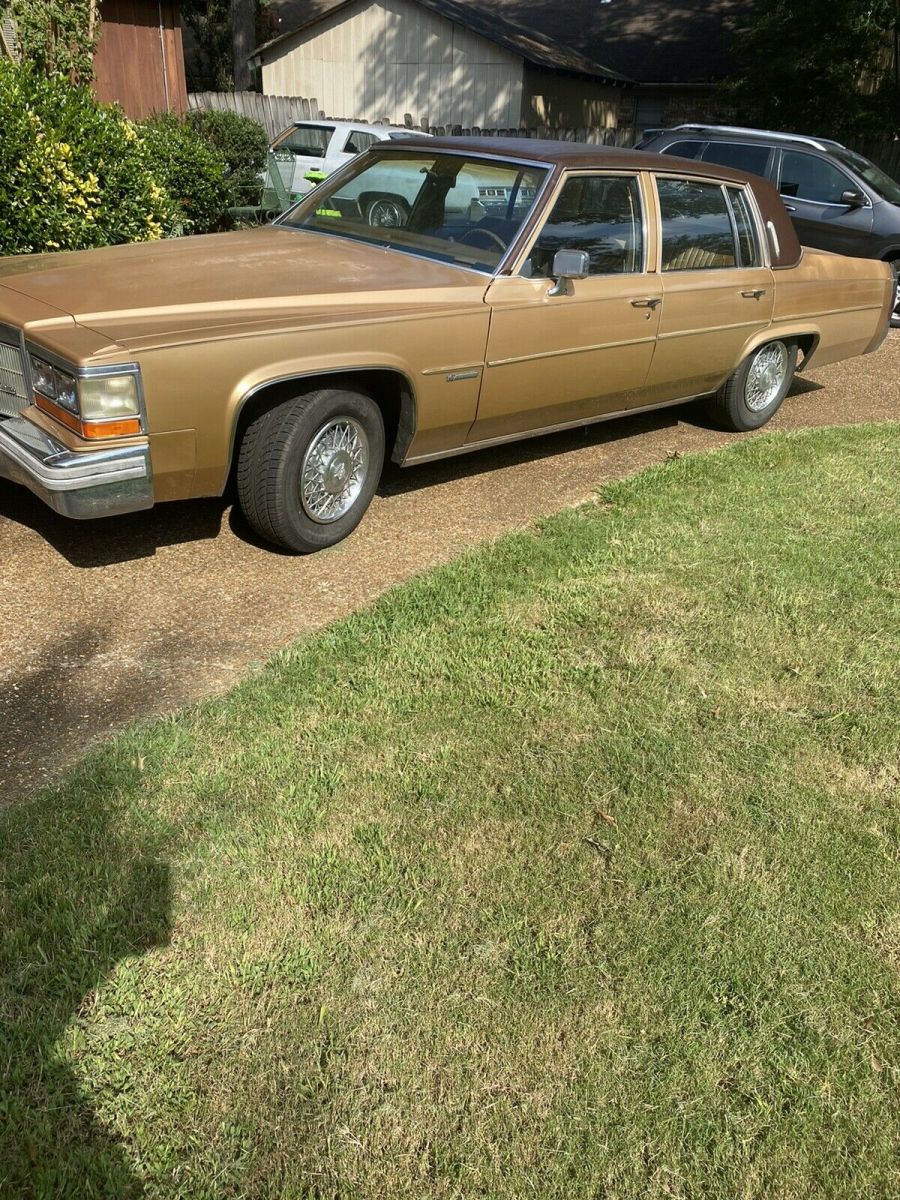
[840,188,867,208]
[548,248,590,296]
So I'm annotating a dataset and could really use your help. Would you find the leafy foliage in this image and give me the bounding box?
[186,108,268,207]
[728,0,900,141]
[9,0,98,83]
[0,62,168,256]
[0,63,236,256]
[139,113,228,236]
[182,0,268,91]
[182,0,234,92]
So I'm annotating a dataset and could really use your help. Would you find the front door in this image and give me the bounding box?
[469,172,662,445]
[776,149,875,257]
[644,176,775,401]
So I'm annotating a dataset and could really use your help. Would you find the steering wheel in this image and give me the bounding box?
[458,226,508,253]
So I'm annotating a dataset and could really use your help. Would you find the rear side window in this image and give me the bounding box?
[344,130,379,154]
[727,187,762,267]
[661,140,704,159]
[701,141,771,176]
[779,151,853,204]
[657,178,737,271]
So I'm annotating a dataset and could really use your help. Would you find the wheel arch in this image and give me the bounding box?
[741,326,820,373]
[223,366,417,495]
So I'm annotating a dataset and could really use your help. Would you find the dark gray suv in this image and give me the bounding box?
[636,124,900,326]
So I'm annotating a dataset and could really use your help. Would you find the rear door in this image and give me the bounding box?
[776,149,874,256]
[644,175,775,400]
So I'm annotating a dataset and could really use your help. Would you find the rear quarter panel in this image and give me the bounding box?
[772,249,893,369]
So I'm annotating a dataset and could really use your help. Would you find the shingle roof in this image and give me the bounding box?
[258,0,756,85]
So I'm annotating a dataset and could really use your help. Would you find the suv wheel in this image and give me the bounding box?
[890,260,900,329]
[705,340,798,432]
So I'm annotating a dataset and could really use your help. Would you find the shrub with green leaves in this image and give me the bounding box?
[138,113,228,236]
[186,108,268,207]
[0,61,170,256]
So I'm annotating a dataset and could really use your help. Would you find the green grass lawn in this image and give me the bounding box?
[2,424,899,1199]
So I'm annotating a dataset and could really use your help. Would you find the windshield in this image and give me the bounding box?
[833,147,900,204]
[279,151,549,272]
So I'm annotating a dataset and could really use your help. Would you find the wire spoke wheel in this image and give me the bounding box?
[745,342,789,412]
[300,417,369,523]
[366,198,405,227]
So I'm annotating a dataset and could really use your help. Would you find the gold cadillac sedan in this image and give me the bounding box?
[0,138,893,552]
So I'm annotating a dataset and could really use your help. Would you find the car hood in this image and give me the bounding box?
[0,227,488,351]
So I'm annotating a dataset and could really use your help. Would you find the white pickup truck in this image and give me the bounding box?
[269,119,428,204]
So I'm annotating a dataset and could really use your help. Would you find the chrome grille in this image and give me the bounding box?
[0,336,28,419]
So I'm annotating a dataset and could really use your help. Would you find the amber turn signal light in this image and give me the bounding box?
[35,393,142,440]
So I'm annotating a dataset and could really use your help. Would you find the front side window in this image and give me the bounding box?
[657,178,738,271]
[272,123,334,157]
[280,152,548,273]
[524,175,644,278]
[832,147,900,203]
[701,141,771,176]
[779,151,854,204]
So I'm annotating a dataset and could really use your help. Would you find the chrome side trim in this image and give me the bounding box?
[771,303,882,321]
[488,334,657,368]
[403,393,703,467]
[422,362,483,377]
[657,319,769,341]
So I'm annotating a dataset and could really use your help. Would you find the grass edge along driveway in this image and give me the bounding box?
[2,423,898,1199]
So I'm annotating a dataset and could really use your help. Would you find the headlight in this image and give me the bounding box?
[29,352,143,439]
[30,356,79,414]
[79,374,141,421]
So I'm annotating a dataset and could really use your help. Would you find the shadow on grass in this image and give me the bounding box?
[0,714,171,1196]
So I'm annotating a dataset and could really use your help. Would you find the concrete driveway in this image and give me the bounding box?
[2,333,897,802]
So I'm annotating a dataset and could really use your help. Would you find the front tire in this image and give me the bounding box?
[236,387,385,553]
[705,340,798,432]
[889,260,900,329]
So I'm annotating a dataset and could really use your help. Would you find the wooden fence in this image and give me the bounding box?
[188,91,636,147]
[189,91,900,175]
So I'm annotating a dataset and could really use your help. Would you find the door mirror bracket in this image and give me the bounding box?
[547,249,590,297]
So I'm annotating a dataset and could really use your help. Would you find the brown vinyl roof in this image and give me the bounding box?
[373,135,802,268]
[259,0,756,84]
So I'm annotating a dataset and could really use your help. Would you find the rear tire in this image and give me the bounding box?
[236,387,385,553]
[705,340,798,432]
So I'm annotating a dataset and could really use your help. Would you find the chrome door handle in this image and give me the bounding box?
[741,289,767,299]
[783,203,797,212]
[631,297,661,309]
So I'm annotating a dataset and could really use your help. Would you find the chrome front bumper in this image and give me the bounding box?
[0,414,153,519]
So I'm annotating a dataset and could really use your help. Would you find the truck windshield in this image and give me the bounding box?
[278,151,549,273]
[833,148,900,205]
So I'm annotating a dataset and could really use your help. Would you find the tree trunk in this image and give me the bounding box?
[231,0,254,91]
